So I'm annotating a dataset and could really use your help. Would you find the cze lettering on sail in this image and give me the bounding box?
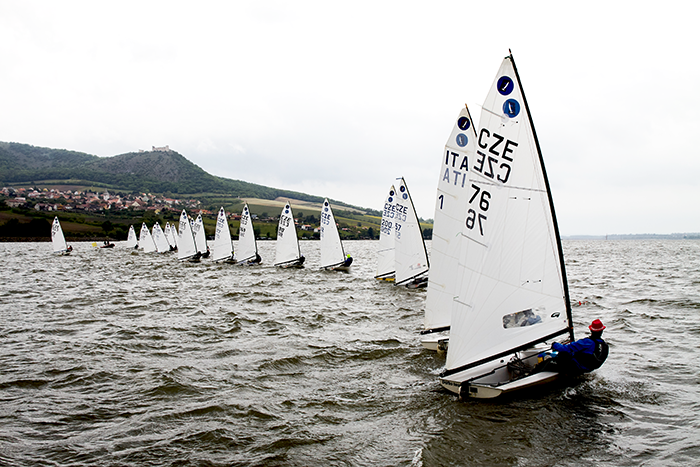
[474,129,518,184]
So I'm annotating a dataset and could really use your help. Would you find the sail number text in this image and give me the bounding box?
[466,184,490,236]
[474,129,517,184]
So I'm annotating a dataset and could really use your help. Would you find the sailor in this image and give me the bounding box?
[342,253,353,267]
[537,319,609,376]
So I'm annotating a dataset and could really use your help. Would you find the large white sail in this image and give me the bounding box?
[393,177,429,286]
[423,106,479,338]
[212,207,234,262]
[374,185,396,280]
[164,222,177,249]
[192,214,208,255]
[236,203,259,263]
[139,223,157,253]
[51,216,69,254]
[319,199,347,269]
[177,209,199,261]
[441,54,572,396]
[125,225,137,249]
[274,202,304,267]
[152,223,170,253]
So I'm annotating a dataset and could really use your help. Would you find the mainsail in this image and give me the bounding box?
[125,225,138,249]
[192,214,208,255]
[152,223,170,253]
[319,199,347,269]
[423,106,479,338]
[139,223,157,253]
[51,216,68,254]
[212,207,234,262]
[374,185,396,280]
[274,202,303,267]
[393,177,429,286]
[236,203,259,263]
[441,53,572,395]
[177,209,199,261]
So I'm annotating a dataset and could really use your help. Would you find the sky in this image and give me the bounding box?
[1,1,698,236]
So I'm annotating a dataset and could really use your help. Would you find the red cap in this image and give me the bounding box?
[589,319,606,332]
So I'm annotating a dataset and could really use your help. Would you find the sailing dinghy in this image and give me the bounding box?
[440,52,574,399]
[236,203,262,265]
[274,202,305,268]
[152,223,171,253]
[422,106,479,351]
[139,223,157,253]
[164,222,177,251]
[177,209,201,262]
[192,214,209,258]
[125,225,138,249]
[393,177,429,288]
[374,185,397,281]
[212,207,236,263]
[320,199,352,271]
[51,217,71,255]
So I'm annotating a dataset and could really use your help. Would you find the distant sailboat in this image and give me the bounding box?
[139,222,157,253]
[192,213,209,258]
[152,223,171,253]
[393,177,429,288]
[164,222,178,250]
[51,217,71,255]
[422,105,479,351]
[177,209,201,262]
[125,225,138,249]
[320,199,352,271]
[440,52,574,399]
[374,185,397,281]
[274,202,305,268]
[212,207,236,263]
[236,203,262,265]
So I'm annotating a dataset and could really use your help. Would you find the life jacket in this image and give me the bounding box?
[576,337,608,372]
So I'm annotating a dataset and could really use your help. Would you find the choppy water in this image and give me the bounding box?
[1,239,699,466]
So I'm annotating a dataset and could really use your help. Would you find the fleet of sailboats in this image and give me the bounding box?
[43,52,592,400]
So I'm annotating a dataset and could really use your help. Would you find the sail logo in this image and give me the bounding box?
[503,99,520,118]
[497,76,514,95]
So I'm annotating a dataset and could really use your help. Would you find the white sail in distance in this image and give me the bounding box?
[319,199,346,269]
[374,185,397,280]
[393,178,429,286]
[125,225,137,249]
[443,54,572,386]
[236,203,259,263]
[275,202,303,266]
[51,216,68,254]
[177,209,198,261]
[152,223,170,253]
[139,223,157,253]
[192,214,207,255]
[212,207,234,262]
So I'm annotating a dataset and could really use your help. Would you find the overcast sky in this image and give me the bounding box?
[1,1,698,236]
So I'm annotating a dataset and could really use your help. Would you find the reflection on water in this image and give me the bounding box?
[0,240,699,466]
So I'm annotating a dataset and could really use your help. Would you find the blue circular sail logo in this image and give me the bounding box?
[324,207,328,212]
[456,133,468,147]
[324,201,329,206]
[503,99,520,118]
[388,197,393,202]
[400,186,406,193]
[402,193,408,200]
[497,76,514,95]
[457,116,470,130]
[285,209,289,214]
